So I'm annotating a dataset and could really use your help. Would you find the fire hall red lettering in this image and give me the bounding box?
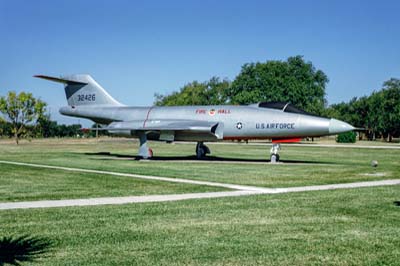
[196,109,206,114]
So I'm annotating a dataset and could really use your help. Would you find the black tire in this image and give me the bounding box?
[196,147,205,159]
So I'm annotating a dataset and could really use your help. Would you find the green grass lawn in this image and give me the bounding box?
[0,163,224,202]
[1,186,399,265]
[1,138,399,265]
[1,138,399,188]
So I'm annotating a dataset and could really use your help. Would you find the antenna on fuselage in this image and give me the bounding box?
[282,102,290,112]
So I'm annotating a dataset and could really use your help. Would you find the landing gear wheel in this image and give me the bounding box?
[138,132,153,159]
[196,147,205,159]
[270,143,281,163]
[270,154,280,163]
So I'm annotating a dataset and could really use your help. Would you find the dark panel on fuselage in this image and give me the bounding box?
[258,102,320,117]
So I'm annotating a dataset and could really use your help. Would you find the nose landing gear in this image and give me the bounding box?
[270,143,281,163]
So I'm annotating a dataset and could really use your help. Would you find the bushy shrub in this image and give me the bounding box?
[336,131,357,143]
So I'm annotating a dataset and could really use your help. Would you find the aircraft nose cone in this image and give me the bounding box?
[329,119,355,134]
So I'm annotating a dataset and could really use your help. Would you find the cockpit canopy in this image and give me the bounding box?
[257,102,311,115]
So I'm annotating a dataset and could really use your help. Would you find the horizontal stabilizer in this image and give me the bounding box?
[34,75,87,85]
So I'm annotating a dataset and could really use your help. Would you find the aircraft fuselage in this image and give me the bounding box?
[60,104,352,142]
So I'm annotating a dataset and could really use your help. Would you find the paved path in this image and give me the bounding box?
[0,191,259,210]
[1,160,399,210]
[1,179,399,210]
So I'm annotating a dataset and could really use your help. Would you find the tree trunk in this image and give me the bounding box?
[14,131,19,145]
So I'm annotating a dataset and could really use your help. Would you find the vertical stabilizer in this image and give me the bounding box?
[34,74,123,106]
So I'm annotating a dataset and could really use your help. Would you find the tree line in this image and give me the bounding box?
[0,92,106,142]
[325,78,400,141]
[0,114,107,142]
[1,56,399,143]
[155,56,400,141]
[155,56,328,116]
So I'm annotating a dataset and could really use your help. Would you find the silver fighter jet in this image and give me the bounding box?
[35,74,355,162]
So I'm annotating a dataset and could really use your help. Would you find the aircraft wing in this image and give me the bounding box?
[93,119,224,140]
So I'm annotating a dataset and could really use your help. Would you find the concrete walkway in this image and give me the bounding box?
[0,191,259,210]
[1,160,399,210]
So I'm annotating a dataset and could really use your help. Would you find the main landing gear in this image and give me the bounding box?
[270,143,281,163]
[196,142,210,159]
[138,132,153,159]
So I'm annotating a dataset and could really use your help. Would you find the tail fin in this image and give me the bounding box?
[34,74,123,107]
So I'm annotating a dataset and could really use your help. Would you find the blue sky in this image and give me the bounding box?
[0,0,399,125]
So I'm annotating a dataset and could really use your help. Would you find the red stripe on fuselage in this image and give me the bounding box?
[223,136,302,142]
[272,138,301,143]
[143,107,154,128]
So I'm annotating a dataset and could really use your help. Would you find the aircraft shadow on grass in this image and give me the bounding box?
[83,152,337,165]
[0,235,53,266]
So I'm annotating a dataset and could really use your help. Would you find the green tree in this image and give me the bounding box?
[227,56,328,114]
[351,96,369,128]
[349,96,370,140]
[336,131,357,143]
[328,97,369,128]
[36,114,59,138]
[325,102,351,121]
[154,77,230,106]
[0,120,12,137]
[367,90,385,140]
[327,94,382,140]
[0,116,7,136]
[381,78,400,141]
[325,78,400,141]
[0,91,47,144]
[0,116,4,136]
[56,124,82,137]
